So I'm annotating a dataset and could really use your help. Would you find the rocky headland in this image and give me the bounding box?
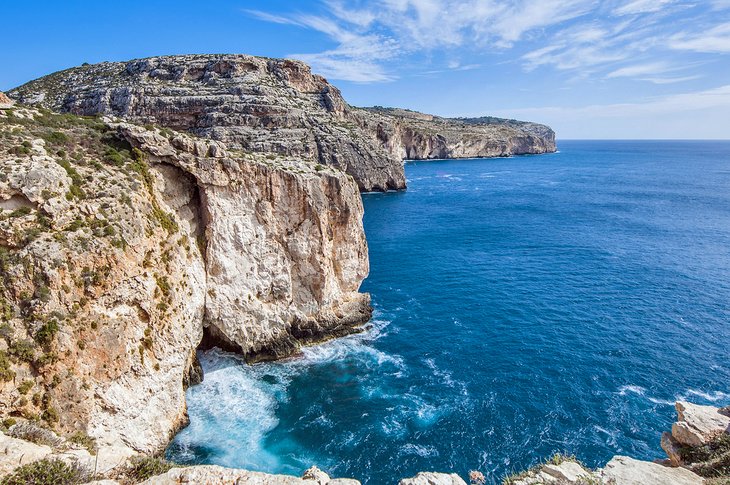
[0,103,369,458]
[0,55,714,485]
[8,54,555,192]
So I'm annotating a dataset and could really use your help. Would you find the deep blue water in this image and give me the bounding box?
[167,141,730,484]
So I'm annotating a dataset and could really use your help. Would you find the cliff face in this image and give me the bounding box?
[7,55,405,192]
[8,54,556,193]
[118,122,371,362]
[0,104,369,452]
[356,107,556,160]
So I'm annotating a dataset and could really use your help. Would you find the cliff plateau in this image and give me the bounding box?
[8,54,556,192]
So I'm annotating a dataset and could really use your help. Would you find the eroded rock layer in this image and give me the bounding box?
[7,55,405,192]
[8,54,556,192]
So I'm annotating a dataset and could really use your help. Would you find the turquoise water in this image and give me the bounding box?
[167,141,730,484]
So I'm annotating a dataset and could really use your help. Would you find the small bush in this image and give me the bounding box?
[41,131,70,146]
[0,458,89,485]
[8,422,63,447]
[683,433,730,478]
[0,322,14,340]
[35,319,59,346]
[67,431,96,454]
[0,350,14,382]
[126,455,174,481]
[18,380,34,394]
[9,339,35,363]
[9,206,32,218]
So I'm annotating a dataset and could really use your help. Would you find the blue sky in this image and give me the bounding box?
[3,0,730,139]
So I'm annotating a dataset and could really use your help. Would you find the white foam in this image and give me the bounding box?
[170,315,405,470]
[617,385,645,396]
[682,389,730,402]
[400,443,439,458]
[616,384,674,406]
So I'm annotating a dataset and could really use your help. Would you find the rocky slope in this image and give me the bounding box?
[8,54,555,192]
[0,102,369,454]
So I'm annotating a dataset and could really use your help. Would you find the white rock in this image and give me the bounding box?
[398,471,468,485]
[541,461,592,482]
[0,431,53,476]
[138,465,321,484]
[50,444,136,475]
[599,455,704,485]
[672,401,730,447]
[302,466,331,484]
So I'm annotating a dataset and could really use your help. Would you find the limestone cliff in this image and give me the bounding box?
[356,107,556,160]
[7,55,405,192]
[0,103,369,453]
[8,54,556,192]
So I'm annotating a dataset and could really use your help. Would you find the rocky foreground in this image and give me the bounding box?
[8,54,555,192]
[0,400,727,484]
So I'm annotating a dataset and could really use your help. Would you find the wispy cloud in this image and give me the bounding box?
[606,62,671,78]
[605,62,700,83]
[669,22,730,53]
[246,1,730,84]
[246,0,596,81]
[613,0,677,16]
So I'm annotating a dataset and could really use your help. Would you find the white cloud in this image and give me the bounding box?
[498,84,730,119]
[669,22,730,53]
[639,75,702,84]
[489,84,730,138]
[613,0,676,16]
[246,1,730,83]
[247,0,597,81]
[606,62,670,78]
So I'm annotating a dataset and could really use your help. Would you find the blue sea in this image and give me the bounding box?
[167,141,730,484]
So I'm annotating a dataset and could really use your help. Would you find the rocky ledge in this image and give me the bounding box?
[8,54,555,192]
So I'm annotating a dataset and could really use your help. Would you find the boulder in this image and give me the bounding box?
[541,461,592,482]
[672,401,730,447]
[599,455,704,485]
[0,91,13,108]
[661,431,684,466]
[398,471,468,485]
[302,466,331,484]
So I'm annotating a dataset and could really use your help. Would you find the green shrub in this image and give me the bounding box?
[0,350,15,382]
[126,455,174,482]
[683,433,730,478]
[41,406,59,424]
[9,206,32,218]
[67,431,96,454]
[9,340,35,363]
[18,380,34,395]
[35,319,59,346]
[41,131,69,146]
[0,322,14,339]
[104,147,126,167]
[0,458,89,485]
